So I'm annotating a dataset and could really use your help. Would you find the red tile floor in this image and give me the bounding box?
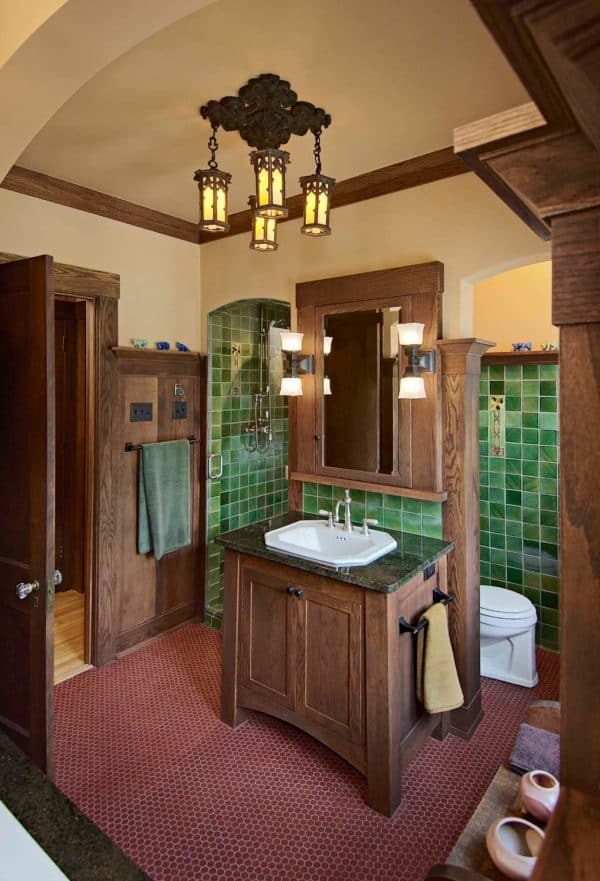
[54,623,559,881]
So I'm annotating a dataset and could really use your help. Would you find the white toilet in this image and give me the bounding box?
[480,585,538,688]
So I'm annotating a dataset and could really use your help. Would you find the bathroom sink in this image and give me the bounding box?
[264,519,397,569]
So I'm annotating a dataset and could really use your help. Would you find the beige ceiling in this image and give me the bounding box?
[18,0,529,221]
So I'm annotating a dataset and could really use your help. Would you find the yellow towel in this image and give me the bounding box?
[416,602,464,714]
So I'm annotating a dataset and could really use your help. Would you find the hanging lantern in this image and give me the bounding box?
[250,149,290,218]
[248,196,278,251]
[300,129,335,236]
[194,127,231,232]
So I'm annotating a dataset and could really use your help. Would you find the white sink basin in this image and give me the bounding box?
[264,519,397,569]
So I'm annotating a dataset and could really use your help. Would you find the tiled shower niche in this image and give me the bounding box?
[206,299,290,627]
[480,362,560,650]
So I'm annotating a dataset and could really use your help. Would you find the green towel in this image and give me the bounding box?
[138,440,191,561]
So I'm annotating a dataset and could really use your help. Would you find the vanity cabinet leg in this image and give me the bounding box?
[365,592,402,818]
[432,712,450,741]
[221,550,251,729]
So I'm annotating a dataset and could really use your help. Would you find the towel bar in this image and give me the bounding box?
[399,587,455,636]
[124,435,199,452]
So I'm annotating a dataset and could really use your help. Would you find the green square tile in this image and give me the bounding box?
[540,461,558,479]
[541,509,559,527]
[522,428,539,445]
[383,494,403,511]
[523,587,541,607]
[522,461,539,477]
[506,491,521,506]
[490,472,504,489]
[522,444,539,461]
[505,412,521,427]
[490,564,506,581]
[523,365,539,379]
[522,507,539,525]
[540,397,557,412]
[522,491,539,508]
[505,380,521,395]
[490,517,505,534]
[505,443,522,459]
[490,488,505,504]
[541,590,559,610]
[402,512,421,534]
[506,396,522,411]
[382,509,402,531]
[506,534,522,552]
[490,366,504,380]
[507,566,522,584]
[506,458,521,475]
[506,505,522,521]
[490,380,505,394]
[523,396,538,412]
[541,445,558,463]
[505,473,522,490]
[522,412,538,428]
[402,498,423,513]
[539,365,557,379]
[539,413,558,430]
[505,365,521,380]
[506,520,522,537]
[491,548,507,565]
[490,531,506,549]
[540,381,557,397]
[540,493,557,511]
[506,427,521,443]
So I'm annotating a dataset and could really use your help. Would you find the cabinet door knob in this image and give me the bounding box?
[294,588,304,598]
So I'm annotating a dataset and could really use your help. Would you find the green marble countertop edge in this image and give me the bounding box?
[216,512,454,593]
[0,731,148,881]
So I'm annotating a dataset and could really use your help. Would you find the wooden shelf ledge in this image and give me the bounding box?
[482,351,559,366]
[289,472,447,503]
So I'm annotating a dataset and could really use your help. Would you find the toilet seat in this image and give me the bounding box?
[481,585,536,620]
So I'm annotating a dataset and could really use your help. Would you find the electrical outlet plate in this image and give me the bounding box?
[130,402,153,422]
[172,401,187,420]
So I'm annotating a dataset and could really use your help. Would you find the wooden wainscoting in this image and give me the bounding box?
[113,348,207,655]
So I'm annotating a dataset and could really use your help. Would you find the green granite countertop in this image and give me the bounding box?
[216,511,453,594]
[0,731,148,881]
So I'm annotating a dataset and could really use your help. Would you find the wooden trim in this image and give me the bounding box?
[296,261,444,308]
[112,345,206,365]
[0,251,120,299]
[289,472,447,503]
[1,166,200,245]
[200,146,468,243]
[482,350,559,366]
[3,148,467,249]
[115,603,199,655]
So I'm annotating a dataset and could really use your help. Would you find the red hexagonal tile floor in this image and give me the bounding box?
[54,623,558,881]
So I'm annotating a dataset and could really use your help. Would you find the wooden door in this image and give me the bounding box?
[297,581,364,744]
[55,300,86,593]
[0,256,55,772]
[239,562,297,711]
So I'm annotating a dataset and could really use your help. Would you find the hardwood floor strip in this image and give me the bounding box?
[54,590,89,684]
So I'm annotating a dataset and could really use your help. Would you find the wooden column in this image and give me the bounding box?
[438,339,493,739]
[552,207,600,793]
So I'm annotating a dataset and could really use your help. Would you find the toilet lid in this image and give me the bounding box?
[480,585,534,617]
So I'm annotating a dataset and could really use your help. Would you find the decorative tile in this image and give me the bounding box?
[480,365,560,650]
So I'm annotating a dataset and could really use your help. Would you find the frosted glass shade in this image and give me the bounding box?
[280,331,303,352]
[397,322,425,346]
[398,376,426,399]
[251,149,289,219]
[323,376,332,395]
[323,336,333,355]
[279,376,303,396]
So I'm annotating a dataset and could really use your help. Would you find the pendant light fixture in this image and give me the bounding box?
[249,196,278,251]
[197,74,333,250]
[194,127,231,233]
[251,149,290,218]
[300,130,335,236]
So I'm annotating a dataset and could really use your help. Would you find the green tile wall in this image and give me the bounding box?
[302,483,443,538]
[480,363,560,651]
[206,299,290,626]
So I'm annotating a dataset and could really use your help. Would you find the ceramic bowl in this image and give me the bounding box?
[512,342,533,352]
[486,816,544,880]
[520,770,560,822]
[175,341,190,352]
[155,341,170,350]
[540,343,559,351]
[131,338,148,349]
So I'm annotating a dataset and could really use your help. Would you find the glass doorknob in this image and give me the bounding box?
[16,580,40,600]
[53,570,63,586]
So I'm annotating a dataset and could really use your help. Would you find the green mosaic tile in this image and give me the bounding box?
[478,364,560,649]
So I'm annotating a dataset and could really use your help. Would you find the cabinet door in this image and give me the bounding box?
[297,583,364,744]
[239,562,297,710]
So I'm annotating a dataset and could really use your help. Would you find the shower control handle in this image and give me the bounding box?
[207,452,223,479]
[286,585,304,598]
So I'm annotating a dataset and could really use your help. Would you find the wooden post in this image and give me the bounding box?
[552,208,600,792]
[438,339,493,739]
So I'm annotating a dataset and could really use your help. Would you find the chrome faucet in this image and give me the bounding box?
[334,489,353,532]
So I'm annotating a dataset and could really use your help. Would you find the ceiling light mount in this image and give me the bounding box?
[200,73,331,150]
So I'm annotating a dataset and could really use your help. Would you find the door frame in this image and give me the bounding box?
[0,251,120,667]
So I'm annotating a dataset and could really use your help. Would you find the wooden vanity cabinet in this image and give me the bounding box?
[222,548,453,816]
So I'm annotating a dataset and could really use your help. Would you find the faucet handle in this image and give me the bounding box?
[318,509,334,527]
[362,518,378,535]
[344,489,352,500]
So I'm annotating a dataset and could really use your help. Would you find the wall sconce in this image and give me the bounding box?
[323,335,333,355]
[248,196,278,251]
[279,331,315,396]
[397,322,436,400]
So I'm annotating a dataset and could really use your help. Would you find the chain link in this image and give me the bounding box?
[208,127,219,169]
[313,129,322,176]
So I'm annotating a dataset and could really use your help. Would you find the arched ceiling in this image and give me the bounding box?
[0,0,217,180]
[15,0,529,221]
